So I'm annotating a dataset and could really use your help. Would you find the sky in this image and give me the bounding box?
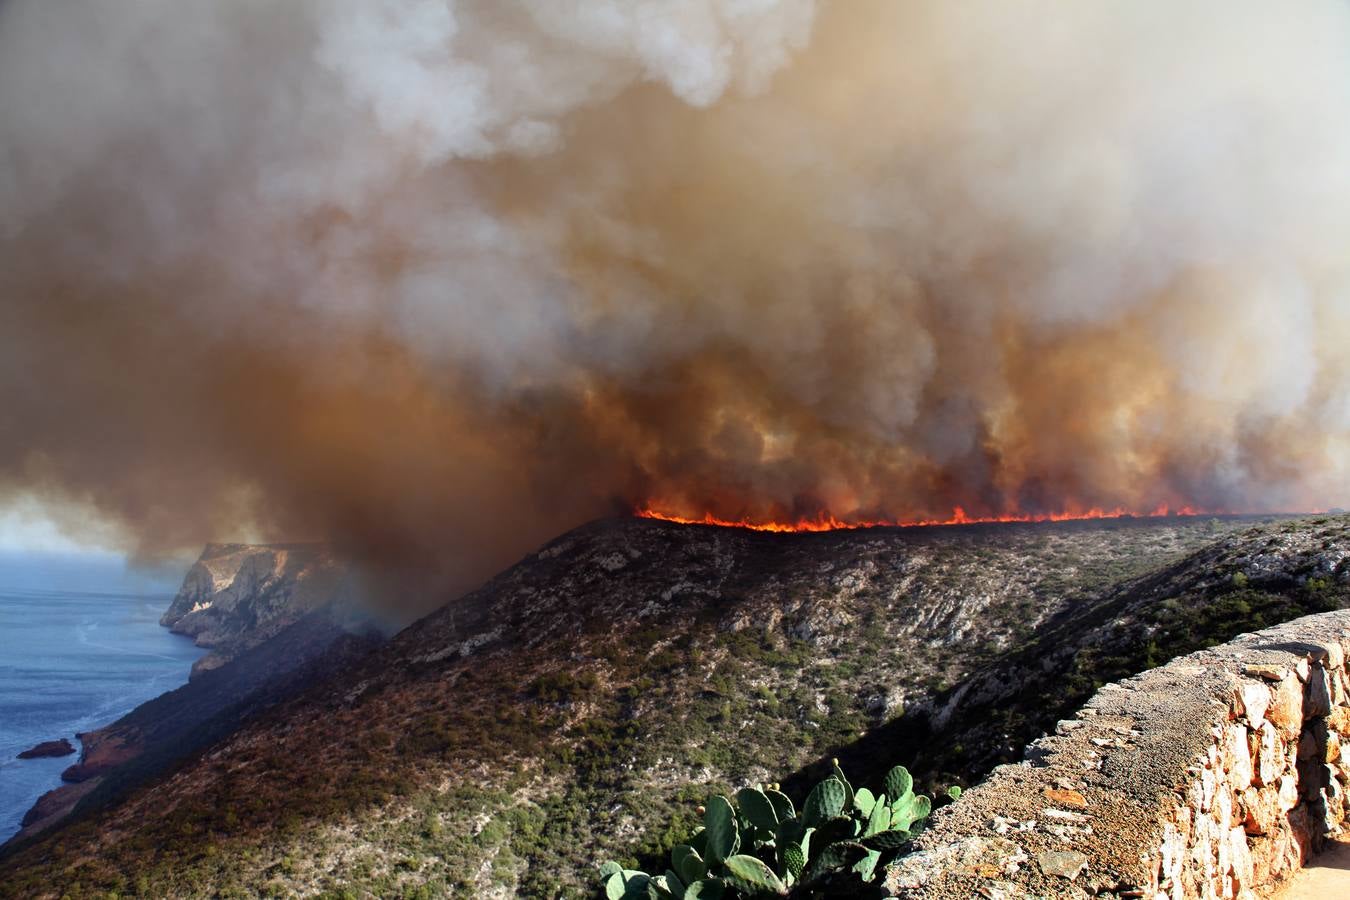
[0,498,121,556]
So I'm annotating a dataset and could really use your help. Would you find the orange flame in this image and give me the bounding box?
[634,503,1206,533]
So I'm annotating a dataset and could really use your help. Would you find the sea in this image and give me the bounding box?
[0,552,202,843]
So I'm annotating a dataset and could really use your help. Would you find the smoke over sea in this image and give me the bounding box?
[2,1,1349,599]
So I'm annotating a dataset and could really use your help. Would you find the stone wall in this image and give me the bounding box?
[883,609,1350,899]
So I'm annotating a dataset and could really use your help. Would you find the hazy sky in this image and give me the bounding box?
[0,499,117,555]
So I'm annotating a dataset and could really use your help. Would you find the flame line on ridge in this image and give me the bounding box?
[634,504,1208,533]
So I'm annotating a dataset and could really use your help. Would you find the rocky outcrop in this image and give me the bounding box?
[17,780,101,835]
[884,609,1350,899]
[15,739,75,760]
[160,543,345,677]
[58,731,138,783]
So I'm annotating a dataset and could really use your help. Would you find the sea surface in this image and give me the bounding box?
[0,552,201,843]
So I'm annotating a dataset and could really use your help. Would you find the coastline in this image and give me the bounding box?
[0,556,201,844]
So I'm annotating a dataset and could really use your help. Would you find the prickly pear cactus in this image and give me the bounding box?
[724,855,787,895]
[883,765,913,801]
[596,760,947,898]
[802,776,847,826]
[703,796,739,863]
[735,787,779,831]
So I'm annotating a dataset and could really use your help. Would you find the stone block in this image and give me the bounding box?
[1331,670,1347,706]
[1307,666,1333,717]
[1239,682,1271,725]
[1325,765,1346,823]
[1307,718,1329,757]
[1319,640,1346,671]
[1248,834,1276,885]
[1298,728,1319,762]
[1228,824,1254,891]
[1244,786,1278,835]
[1267,676,1305,740]
[1289,805,1313,865]
[1254,724,1286,787]
[1227,724,1254,789]
[1245,664,1292,683]
[1187,777,1205,814]
[1278,774,1299,812]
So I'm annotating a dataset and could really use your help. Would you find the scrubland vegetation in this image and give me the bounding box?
[2,515,1346,898]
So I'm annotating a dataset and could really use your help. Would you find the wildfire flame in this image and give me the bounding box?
[634,504,1205,533]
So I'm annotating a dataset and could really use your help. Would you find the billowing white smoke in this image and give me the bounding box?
[0,0,1347,597]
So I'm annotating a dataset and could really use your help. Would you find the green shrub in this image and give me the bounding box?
[529,670,599,703]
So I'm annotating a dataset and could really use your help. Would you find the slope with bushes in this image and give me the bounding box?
[5,514,1346,898]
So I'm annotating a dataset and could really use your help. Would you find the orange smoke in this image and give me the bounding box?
[1,0,1348,612]
[635,503,1205,533]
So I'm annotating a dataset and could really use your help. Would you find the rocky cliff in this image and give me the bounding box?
[1,514,1346,898]
[160,542,345,678]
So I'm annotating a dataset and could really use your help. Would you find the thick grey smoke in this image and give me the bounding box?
[1,0,1348,598]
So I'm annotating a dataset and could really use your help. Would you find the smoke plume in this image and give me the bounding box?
[2,0,1349,599]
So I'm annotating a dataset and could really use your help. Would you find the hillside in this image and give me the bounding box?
[2,514,1347,898]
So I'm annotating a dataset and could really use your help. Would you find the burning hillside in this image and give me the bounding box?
[634,504,1209,533]
[1,1,1349,604]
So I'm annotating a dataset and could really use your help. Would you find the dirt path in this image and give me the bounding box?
[1273,838,1350,899]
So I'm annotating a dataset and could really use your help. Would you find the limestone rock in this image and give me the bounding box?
[1266,675,1305,740]
[1307,667,1333,717]
[1238,682,1271,725]
[160,543,347,677]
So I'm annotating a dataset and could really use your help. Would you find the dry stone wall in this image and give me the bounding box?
[883,608,1350,899]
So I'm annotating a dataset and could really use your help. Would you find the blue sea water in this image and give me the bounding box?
[0,552,202,843]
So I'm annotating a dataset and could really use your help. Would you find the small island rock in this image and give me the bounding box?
[16,738,76,759]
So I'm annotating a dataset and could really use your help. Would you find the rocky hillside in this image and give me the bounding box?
[2,514,1346,899]
[161,543,347,678]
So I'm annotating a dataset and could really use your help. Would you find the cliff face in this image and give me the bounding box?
[160,543,346,678]
[10,514,1344,899]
